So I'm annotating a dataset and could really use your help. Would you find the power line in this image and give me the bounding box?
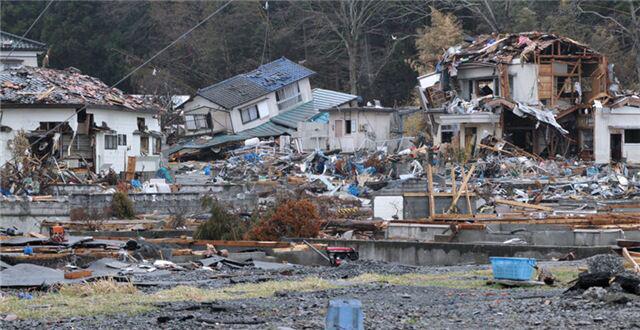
[3,0,55,59]
[4,0,234,168]
[111,0,233,89]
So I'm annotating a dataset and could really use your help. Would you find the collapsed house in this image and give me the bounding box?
[418,32,640,163]
[168,57,358,158]
[0,66,164,174]
[0,30,46,70]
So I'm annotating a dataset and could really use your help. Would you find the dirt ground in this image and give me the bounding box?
[1,260,639,329]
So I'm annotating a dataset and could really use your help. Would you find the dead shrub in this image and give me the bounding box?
[246,199,321,241]
[111,192,135,219]
[69,207,110,230]
[194,197,249,240]
[59,279,137,297]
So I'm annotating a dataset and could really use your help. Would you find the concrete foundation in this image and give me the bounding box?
[384,222,639,247]
[296,238,612,266]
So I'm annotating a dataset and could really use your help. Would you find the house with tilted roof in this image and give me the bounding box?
[170,57,358,157]
[0,31,47,70]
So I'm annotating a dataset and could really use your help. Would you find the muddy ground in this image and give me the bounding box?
[2,260,639,329]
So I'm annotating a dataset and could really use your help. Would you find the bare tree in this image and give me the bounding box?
[577,0,640,88]
[296,0,391,95]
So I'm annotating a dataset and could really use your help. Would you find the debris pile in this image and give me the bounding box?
[566,253,640,301]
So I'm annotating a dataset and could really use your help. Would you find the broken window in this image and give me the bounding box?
[185,114,210,130]
[240,105,260,124]
[475,79,495,97]
[441,125,455,143]
[137,117,146,131]
[141,136,149,154]
[580,130,593,150]
[154,137,162,155]
[77,109,87,123]
[624,129,640,144]
[105,134,117,150]
[117,134,127,146]
[276,82,302,111]
[344,112,355,135]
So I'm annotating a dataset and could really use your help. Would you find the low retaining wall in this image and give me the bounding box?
[294,238,613,266]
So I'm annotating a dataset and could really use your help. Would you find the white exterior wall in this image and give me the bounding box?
[294,122,329,151]
[508,61,538,104]
[432,113,501,148]
[298,78,313,103]
[0,106,161,174]
[230,96,276,132]
[91,108,160,173]
[0,50,40,70]
[594,106,640,164]
[327,110,393,152]
[0,107,77,165]
[181,96,232,134]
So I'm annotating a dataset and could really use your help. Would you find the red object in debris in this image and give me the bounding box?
[49,225,66,243]
[326,247,359,267]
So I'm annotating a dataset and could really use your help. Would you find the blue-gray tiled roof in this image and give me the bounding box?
[245,57,316,92]
[196,57,315,110]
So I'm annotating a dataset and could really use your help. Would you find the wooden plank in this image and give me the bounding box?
[64,269,93,279]
[461,167,473,215]
[125,156,136,181]
[447,164,475,213]
[495,199,553,211]
[403,192,476,197]
[427,164,435,219]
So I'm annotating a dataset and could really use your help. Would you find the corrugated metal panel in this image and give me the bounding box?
[270,89,357,128]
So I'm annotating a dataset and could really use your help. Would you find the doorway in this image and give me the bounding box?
[610,133,622,162]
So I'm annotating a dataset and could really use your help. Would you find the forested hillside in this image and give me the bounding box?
[2,0,638,105]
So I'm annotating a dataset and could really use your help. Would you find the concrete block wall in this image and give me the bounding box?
[0,199,69,233]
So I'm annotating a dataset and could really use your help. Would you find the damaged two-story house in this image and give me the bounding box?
[418,32,640,163]
[0,67,163,174]
[169,57,358,158]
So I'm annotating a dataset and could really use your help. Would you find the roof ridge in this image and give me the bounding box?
[0,30,47,47]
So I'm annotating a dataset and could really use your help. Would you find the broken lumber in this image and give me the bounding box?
[622,247,640,273]
[495,199,553,212]
[447,164,475,214]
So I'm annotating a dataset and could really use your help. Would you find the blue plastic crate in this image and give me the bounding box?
[325,299,364,330]
[490,257,536,281]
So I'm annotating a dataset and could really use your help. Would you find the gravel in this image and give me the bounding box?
[587,254,625,274]
[2,259,639,329]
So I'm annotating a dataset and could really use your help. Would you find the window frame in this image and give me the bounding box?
[441,125,456,143]
[141,136,149,154]
[154,137,162,155]
[117,134,127,146]
[104,134,118,150]
[240,104,260,124]
[185,114,210,130]
[276,82,302,111]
